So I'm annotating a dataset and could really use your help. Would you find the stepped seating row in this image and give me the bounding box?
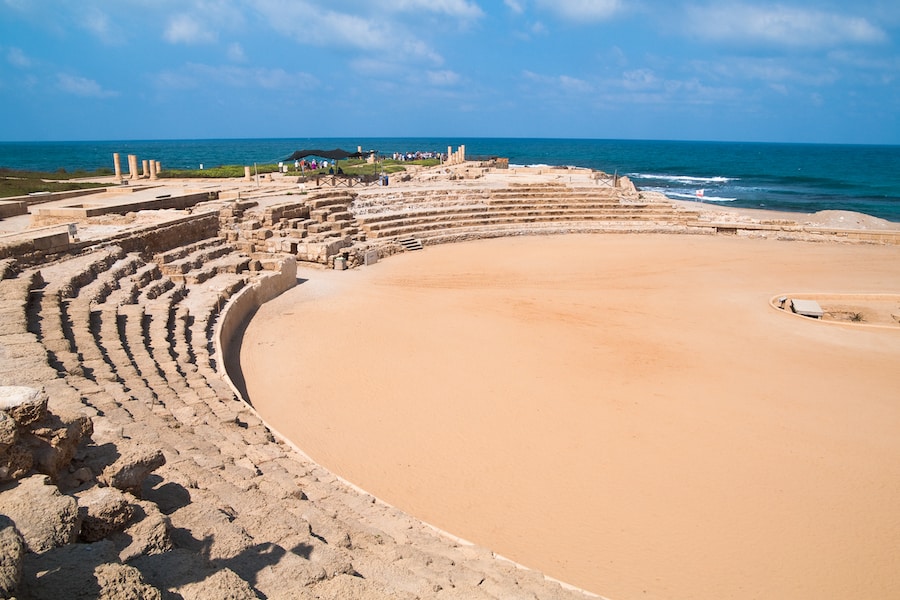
[358,201,676,228]
[353,185,698,244]
[1,240,585,598]
[352,184,619,213]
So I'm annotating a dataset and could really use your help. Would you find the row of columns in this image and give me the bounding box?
[446,144,466,165]
[112,153,162,183]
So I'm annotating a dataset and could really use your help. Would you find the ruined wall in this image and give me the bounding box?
[213,256,298,400]
[89,212,220,257]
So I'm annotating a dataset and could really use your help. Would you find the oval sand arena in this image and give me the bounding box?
[239,234,900,600]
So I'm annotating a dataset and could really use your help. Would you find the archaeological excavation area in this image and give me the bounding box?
[0,159,898,599]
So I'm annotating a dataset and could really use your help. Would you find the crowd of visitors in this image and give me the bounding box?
[392,151,444,162]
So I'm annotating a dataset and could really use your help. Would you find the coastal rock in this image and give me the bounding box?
[100,447,166,494]
[77,486,136,543]
[0,474,79,553]
[0,386,47,428]
[0,515,24,597]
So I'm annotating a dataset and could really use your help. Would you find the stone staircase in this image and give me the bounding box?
[0,242,589,599]
[352,182,703,248]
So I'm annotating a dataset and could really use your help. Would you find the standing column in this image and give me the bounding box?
[459,145,466,162]
[113,153,122,183]
[149,160,158,180]
[142,160,149,179]
[155,161,161,174]
[128,155,139,180]
[244,166,252,181]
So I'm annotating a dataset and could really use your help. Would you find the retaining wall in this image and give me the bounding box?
[213,255,298,401]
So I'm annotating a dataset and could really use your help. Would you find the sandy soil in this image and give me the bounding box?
[240,234,900,600]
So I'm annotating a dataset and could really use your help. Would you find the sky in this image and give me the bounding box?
[1,0,898,144]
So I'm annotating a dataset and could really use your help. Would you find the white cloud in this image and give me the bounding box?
[513,20,548,42]
[80,7,125,45]
[535,0,624,22]
[253,1,445,67]
[164,14,217,44]
[505,0,524,14]
[559,75,591,93]
[401,39,444,65]
[255,2,392,50]
[531,21,547,35]
[349,57,404,77]
[227,42,246,63]
[56,73,118,98]
[427,69,461,86]
[523,70,592,94]
[378,0,483,20]
[6,47,32,68]
[621,68,659,91]
[693,56,840,88]
[154,63,317,91]
[685,3,887,48]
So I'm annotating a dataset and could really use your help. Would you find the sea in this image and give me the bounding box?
[2,137,899,222]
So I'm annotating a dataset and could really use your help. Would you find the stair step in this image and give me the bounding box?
[397,237,424,251]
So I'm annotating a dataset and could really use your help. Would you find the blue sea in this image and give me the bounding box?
[1,138,899,222]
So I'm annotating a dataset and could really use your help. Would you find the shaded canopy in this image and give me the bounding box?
[283,148,368,161]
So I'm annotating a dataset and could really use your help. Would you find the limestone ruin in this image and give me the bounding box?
[0,156,897,598]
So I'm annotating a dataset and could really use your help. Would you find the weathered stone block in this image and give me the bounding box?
[100,447,166,495]
[0,515,23,597]
[77,487,136,543]
[27,411,93,479]
[0,474,79,553]
[0,414,17,453]
[0,386,48,428]
[110,499,172,562]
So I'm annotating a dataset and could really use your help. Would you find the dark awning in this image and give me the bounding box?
[283,148,368,161]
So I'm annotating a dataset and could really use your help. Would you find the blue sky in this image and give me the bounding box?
[1,0,898,144]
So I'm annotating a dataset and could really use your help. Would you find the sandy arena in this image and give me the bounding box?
[240,233,900,600]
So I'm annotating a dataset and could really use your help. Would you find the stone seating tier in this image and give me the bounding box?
[154,237,226,267]
[355,201,673,228]
[158,241,232,276]
[412,220,698,247]
[360,210,692,241]
[0,178,715,597]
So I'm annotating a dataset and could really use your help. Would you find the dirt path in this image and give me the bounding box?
[241,234,900,600]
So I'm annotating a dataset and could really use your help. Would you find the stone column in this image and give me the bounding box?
[244,166,252,181]
[155,161,161,174]
[128,155,138,180]
[149,160,158,180]
[459,145,466,162]
[142,160,149,179]
[447,146,452,164]
[113,153,122,183]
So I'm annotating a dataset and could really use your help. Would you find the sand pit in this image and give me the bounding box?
[240,234,900,600]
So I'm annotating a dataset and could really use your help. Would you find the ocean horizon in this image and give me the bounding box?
[2,137,899,222]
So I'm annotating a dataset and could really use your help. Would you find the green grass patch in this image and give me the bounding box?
[0,167,109,198]
[160,164,280,178]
